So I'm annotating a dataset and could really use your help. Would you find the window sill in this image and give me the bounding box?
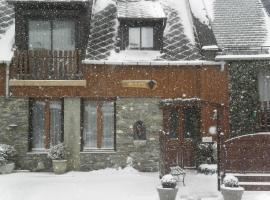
[27,151,48,155]
[81,149,116,154]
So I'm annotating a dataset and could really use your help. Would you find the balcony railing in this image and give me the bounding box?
[10,50,83,80]
[257,101,270,131]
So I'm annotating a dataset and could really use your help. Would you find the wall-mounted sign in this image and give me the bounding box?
[121,80,157,90]
[202,136,213,143]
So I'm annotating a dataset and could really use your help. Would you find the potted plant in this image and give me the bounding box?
[48,143,67,174]
[221,175,244,200]
[157,174,178,200]
[0,144,16,174]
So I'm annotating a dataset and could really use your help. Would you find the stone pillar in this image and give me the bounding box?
[64,98,81,170]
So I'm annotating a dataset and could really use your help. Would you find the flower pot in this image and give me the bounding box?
[221,185,244,200]
[0,162,15,174]
[52,160,67,174]
[157,186,178,200]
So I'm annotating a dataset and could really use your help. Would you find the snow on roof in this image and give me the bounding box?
[7,0,89,2]
[189,0,215,26]
[162,0,195,45]
[0,23,15,62]
[94,0,115,14]
[0,0,15,62]
[262,4,270,47]
[212,0,267,49]
[117,0,166,19]
[108,50,162,61]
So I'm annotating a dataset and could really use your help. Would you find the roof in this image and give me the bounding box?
[0,0,14,62]
[117,0,166,19]
[212,0,267,51]
[85,0,204,61]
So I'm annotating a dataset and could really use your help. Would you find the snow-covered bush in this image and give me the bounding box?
[223,175,239,188]
[196,142,216,166]
[48,143,65,160]
[161,174,177,188]
[0,144,16,165]
[198,164,217,174]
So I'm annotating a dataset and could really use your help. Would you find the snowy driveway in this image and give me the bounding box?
[0,168,269,200]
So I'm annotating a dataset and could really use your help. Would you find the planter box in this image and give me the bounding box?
[52,160,67,174]
[157,186,178,200]
[0,162,15,174]
[221,185,244,200]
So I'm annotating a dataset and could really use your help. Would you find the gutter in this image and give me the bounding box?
[4,61,10,99]
[215,54,270,61]
[83,60,225,67]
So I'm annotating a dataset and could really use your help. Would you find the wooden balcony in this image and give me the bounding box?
[257,101,270,131]
[10,50,83,80]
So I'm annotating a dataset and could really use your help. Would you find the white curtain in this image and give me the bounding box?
[53,20,75,51]
[102,102,114,149]
[141,27,153,48]
[28,20,75,51]
[129,27,140,49]
[50,101,62,146]
[83,101,97,149]
[258,70,270,102]
[32,101,45,150]
[29,20,51,50]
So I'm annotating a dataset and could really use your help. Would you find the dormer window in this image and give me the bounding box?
[117,0,166,51]
[129,27,154,50]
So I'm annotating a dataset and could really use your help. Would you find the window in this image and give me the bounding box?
[169,109,179,138]
[83,100,115,150]
[29,20,75,51]
[258,70,270,102]
[30,99,63,151]
[128,27,153,49]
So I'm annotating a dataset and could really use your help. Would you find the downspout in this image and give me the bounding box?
[5,62,10,99]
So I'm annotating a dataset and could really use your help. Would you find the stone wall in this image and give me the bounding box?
[0,97,51,171]
[80,97,162,172]
[0,97,162,172]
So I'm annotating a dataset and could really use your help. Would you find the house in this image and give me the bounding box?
[213,0,270,137]
[0,0,229,173]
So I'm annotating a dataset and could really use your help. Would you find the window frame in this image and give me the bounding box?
[28,19,76,51]
[128,26,154,50]
[29,98,64,151]
[81,98,116,152]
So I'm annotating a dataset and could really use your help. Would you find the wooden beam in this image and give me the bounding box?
[9,80,87,87]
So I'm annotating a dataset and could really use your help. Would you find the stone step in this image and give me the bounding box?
[226,173,270,191]
[239,182,270,191]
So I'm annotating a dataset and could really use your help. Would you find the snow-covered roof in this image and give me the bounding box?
[85,0,203,62]
[117,0,166,19]
[0,0,14,62]
[212,0,267,50]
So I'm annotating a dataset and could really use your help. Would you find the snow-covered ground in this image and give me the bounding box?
[0,167,269,200]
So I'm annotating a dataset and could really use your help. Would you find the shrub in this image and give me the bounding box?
[161,174,177,188]
[48,143,65,160]
[196,142,217,166]
[223,175,239,188]
[197,164,217,174]
[0,144,16,164]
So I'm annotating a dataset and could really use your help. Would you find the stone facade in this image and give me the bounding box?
[0,97,162,172]
[80,97,162,172]
[0,97,51,171]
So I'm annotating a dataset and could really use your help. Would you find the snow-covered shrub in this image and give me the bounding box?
[197,164,217,174]
[48,143,65,160]
[161,174,177,188]
[223,175,239,188]
[0,144,16,165]
[196,142,216,166]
